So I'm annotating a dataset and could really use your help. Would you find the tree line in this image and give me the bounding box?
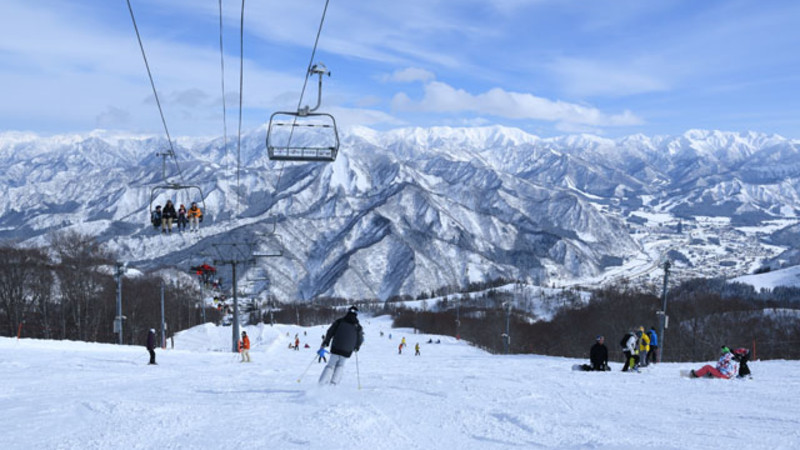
[390,278,800,362]
[0,232,219,346]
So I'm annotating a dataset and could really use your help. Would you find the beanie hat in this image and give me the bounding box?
[348,305,359,314]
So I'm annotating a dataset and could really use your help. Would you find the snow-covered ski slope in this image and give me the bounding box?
[2,316,799,449]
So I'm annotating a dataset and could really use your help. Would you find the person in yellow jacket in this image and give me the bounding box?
[238,331,251,362]
[187,202,203,232]
[637,326,650,367]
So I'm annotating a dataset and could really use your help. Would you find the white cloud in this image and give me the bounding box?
[327,107,405,129]
[383,68,436,83]
[549,58,668,97]
[392,81,643,128]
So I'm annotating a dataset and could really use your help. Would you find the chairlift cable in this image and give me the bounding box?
[285,0,332,151]
[218,0,230,178]
[268,0,331,229]
[124,0,188,186]
[235,0,246,216]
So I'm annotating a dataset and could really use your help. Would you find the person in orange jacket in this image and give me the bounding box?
[238,331,251,362]
[187,202,203,232]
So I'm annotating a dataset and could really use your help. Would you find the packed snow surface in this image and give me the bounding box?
[2,316,799,449]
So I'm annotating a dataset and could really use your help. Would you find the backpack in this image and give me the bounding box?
[620,333,631,348]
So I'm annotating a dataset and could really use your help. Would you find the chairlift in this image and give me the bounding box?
[148,150,209,223]
[267,63,340,162]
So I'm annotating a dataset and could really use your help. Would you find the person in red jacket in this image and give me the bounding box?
[238,331,251,362]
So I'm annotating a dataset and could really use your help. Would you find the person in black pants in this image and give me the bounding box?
[146,328,157,365]
[579,335,610,371]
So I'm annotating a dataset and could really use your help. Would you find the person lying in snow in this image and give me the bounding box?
[690,346,739,379]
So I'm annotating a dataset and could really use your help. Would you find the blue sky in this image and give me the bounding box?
[2,0,800,138]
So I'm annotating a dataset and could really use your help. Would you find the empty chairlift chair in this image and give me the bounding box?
[266,63,340,162]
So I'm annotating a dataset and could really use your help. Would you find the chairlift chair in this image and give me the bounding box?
[266,63,340,162]
[148,150,209,223]
[149,183,208,223]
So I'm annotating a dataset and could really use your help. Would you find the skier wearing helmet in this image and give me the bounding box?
[318,306,364,385]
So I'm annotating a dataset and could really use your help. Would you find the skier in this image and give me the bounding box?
[579,335,609,371]
[318,306,364,385]
[398,343,403,355]
[294,335,300,351]
[620,330,639,372]
[317,347,328,363]
[238,331,251,362]
[415,343,421,356]
[689,346,739,379]
[401,336,407,349]
[146,328,157,365]
[637,327,650,367]
[647,326,659,364]
[161,200,177,234]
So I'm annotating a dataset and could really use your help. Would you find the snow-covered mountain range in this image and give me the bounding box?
[3,126,800,300]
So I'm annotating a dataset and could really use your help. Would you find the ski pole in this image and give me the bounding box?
[296,354,318,383]
[355,350,361,390]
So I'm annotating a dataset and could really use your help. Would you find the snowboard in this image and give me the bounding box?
[680,369,694,378]
[572,364,585,371]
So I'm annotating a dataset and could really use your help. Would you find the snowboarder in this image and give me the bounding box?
[415,343,421,356]
[294,335,300,351]
[146,328,157,365]
[579,335,610,371]
[187,202,203,232]
[398,343,403,355]
[161,200,177,234]
[620,330,639,372]
[238,331,251,362]
[401,336,407,348]
[733,348,752,378]
[688,346,739,379]
[318,306,364,385]
[647,326,659,365]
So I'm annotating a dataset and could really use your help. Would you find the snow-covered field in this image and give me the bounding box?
[2,316,799,449]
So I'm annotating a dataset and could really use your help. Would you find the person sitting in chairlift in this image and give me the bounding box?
[187,202,203,232]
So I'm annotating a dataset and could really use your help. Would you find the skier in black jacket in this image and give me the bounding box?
[146,328,157,365]
[318,306,364,385]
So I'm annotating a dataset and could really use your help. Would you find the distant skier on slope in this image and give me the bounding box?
[415,343,421,356]
[146,328,157,365]
[688,346,739,379]
[238,331,251,363]
[620,330,639,372]
[318,306,364,385]
[647,326,659,365]
[637,327,650,367]
[578,335,610,371]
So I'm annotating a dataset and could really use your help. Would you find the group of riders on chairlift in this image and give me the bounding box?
[151,200,203,234]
